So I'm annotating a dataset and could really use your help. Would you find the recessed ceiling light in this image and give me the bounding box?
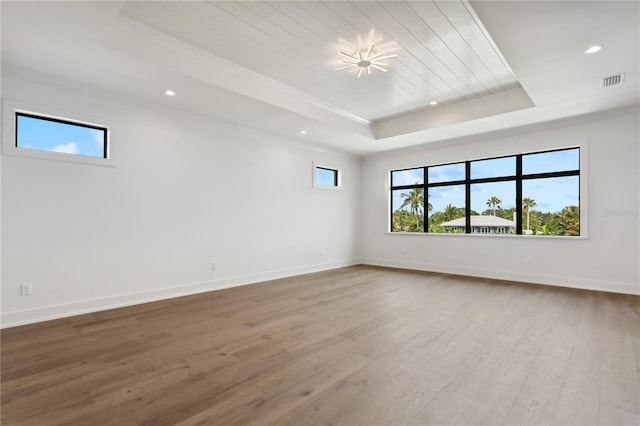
[300,130,307,135]
[164,89,176,96]
[584,45,602,55]
[429,100,438,105]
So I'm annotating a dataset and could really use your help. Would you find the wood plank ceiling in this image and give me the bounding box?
[120,1,521,122]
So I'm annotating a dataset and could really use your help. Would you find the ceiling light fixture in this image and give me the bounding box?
[299,130,307,135]
[584,45,602,54]
[164,89,176,96]
[429,100,438,106]
[334,43,397,78]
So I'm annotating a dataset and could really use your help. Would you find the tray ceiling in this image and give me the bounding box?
[120,0,522,121]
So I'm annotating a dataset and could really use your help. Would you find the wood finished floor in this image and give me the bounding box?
[1,265,639,426]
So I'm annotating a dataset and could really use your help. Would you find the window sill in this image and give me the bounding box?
[385,232,588,240]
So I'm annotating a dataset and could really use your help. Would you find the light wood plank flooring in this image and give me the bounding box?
[1,265,639,425]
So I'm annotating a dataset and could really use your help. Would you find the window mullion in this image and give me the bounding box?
[465,161,471,233]
[424,166,428,233]
[516,155,523,235]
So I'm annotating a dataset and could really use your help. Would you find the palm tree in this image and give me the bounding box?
[400,188,424,228]
[442,203,459,222]
[486,196,502,216]
[523,197,537,231]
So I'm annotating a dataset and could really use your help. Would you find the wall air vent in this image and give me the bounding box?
[602,73,625,87]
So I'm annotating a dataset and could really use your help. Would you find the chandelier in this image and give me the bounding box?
[334,43,397,78]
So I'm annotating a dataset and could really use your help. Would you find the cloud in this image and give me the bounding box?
[429,163,465,182]
[90,129,104,149]
[50,142,79,154]
[393,168,423,185]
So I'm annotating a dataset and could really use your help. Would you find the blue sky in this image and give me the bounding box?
[17,114,105,158]
[392,149,579,214]
[316,167,337,186]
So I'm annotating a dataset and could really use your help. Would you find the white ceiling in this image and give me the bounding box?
[119,0,522,121]
[1,1,638,155]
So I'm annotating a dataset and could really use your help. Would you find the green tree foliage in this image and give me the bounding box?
[442,203,461,221]
[544,205,580,236]
[392,187,425,232]
[392,188,579,236]
[392,209,424,232]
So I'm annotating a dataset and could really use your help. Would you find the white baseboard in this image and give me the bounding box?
[1,259,360,328]
[4,258,636,328]
[361,258,640,296]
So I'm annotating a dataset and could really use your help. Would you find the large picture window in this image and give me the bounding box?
[390,147,580,236]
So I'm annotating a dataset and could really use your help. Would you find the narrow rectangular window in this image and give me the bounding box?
[470,156,515,180]
[16,112,108,159]
[391,168,423,186]
[314,166,340,188]
[522,148,579,175]
[428,162,465,183]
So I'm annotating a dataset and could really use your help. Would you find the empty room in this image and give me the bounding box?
[1,1,638,425]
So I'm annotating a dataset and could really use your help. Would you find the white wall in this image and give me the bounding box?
[361,108,640,295]
[2,69,638,329]
[1,69,361,327]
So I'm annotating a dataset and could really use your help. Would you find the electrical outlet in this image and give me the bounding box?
[319,248,324,257]
[212,262,218,271]
[20,283,32,295]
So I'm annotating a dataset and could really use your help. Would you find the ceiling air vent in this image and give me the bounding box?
[602,73,625,87]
